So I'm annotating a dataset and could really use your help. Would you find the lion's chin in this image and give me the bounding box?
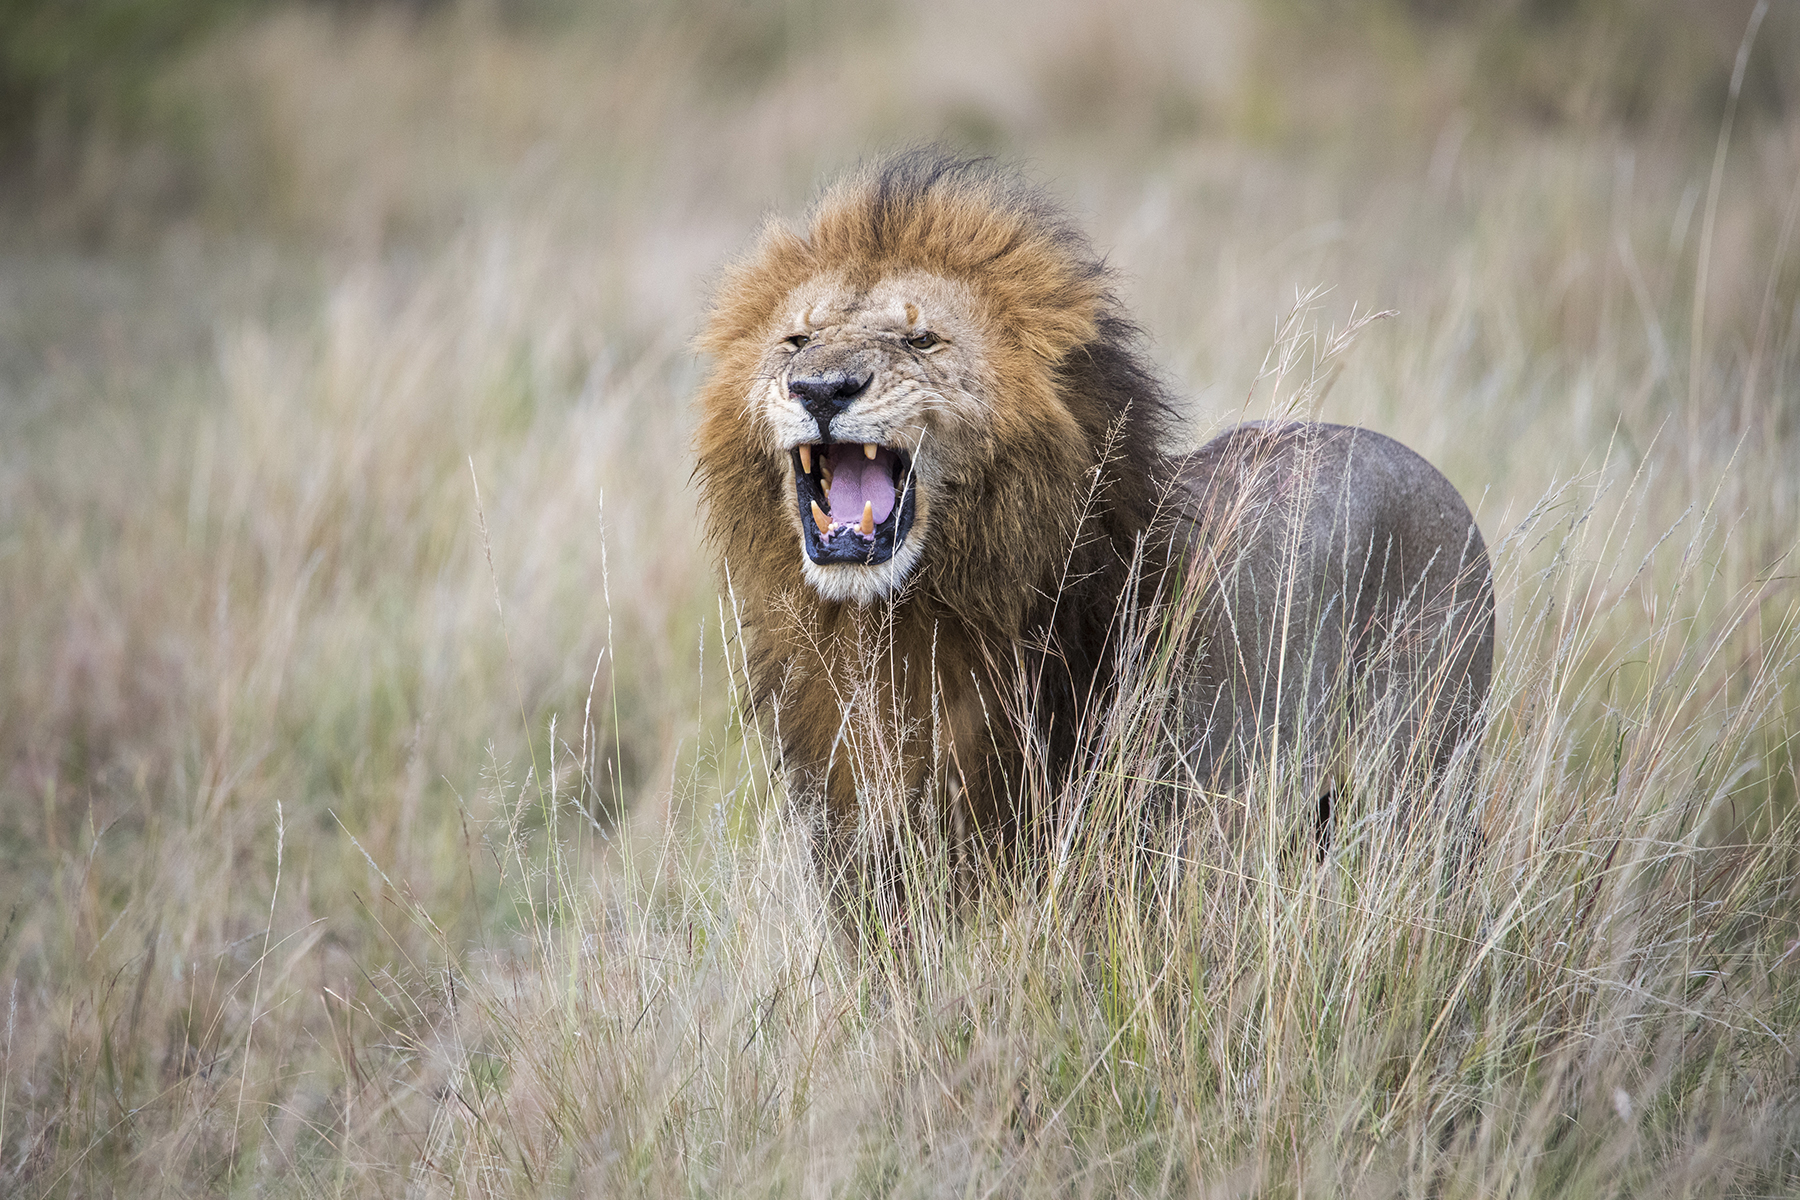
[799,539,926,606]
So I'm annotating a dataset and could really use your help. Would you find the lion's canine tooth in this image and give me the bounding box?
[798,444,812,474]
[859,502,875,535]
[811,500,831,535]
[864,443,877,460]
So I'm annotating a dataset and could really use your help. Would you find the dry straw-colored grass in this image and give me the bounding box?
[1,2,1797,1195]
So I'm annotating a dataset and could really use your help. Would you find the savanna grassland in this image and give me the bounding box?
[3,1,1799,1195]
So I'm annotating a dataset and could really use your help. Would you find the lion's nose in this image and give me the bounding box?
[789,370,872,435]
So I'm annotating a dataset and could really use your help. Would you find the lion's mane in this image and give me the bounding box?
[694,152,1179,845]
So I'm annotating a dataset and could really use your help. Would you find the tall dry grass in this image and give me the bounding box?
[1,2,1797,1195]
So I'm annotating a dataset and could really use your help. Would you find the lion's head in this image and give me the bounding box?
[696,152,1175,617]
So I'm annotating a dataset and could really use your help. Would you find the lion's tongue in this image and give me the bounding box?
[827,448,896,526]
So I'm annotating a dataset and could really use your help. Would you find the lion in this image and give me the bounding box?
[694,152,1494,867]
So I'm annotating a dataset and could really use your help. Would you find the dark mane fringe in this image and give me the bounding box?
[1027,307,1185,803]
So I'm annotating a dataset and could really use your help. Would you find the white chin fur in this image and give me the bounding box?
[800,536,926,605]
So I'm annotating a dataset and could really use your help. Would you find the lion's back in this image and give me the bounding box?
[1170,421,1494,789]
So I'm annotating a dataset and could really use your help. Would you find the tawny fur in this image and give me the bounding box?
[694,152,1493,862]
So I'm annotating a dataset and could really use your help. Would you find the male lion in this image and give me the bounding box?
[695,152,1493,866]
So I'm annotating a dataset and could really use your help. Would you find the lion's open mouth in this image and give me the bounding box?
[791,442,917,567]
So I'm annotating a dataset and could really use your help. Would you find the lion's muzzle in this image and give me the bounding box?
[789,369,872,441]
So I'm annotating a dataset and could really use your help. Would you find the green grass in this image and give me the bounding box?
[1,2,1798,1195]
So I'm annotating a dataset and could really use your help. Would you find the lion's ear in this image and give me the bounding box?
[699,221,813,357]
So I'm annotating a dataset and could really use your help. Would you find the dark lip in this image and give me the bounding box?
[790,443,917,567]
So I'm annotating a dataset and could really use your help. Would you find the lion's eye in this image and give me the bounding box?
[907,331,941,351]
[785,334,810,350]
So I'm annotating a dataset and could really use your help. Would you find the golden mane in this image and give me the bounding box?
[695,152,1181,851]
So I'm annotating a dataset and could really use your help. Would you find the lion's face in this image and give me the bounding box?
[753,271,992,605]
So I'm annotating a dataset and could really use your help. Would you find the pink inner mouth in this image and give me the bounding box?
[822,445,898,527]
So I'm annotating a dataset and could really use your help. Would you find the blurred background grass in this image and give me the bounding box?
[2,0,1798,1193]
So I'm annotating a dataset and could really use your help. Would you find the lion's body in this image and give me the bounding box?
[694,153,1493,859]
[1174,421,1493,804]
